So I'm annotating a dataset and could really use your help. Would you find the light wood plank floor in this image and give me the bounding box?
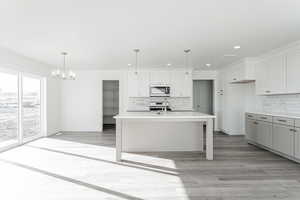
[0,130,300,200]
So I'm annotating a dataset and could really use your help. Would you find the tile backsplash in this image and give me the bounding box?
[127,97,193,111]
[259,94,300,114]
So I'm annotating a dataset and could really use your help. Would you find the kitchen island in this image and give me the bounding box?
[114,112,215,161]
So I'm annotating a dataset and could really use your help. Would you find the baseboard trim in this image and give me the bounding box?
[247,140,300,164]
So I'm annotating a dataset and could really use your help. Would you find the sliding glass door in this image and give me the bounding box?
[0,70,44,150]
[0,71,19,148]
[22,75,42,142]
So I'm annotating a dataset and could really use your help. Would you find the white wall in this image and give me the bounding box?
[60,70,126,132]
[217,68,249,135]
[0,46,61,136]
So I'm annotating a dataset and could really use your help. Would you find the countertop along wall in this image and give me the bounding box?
[0,46,61,136]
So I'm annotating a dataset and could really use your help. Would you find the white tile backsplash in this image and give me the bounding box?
[258,94,300,114]
[127,97,193,111]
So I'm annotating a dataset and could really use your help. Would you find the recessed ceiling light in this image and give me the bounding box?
[234,45,241,49]
[206,63,211,67]
[127,63,132,66]
[167,63,171,66]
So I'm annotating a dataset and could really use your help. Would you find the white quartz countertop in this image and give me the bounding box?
[246,111,300,119]
[114,112,216,119]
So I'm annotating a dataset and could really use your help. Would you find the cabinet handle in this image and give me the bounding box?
[260,117,267,119]
[253,122,258,125]
[265,90,271,93]
[278,119,287,122]
[233,78,237,80]
[248,115,253,117]
[289,129,296,132]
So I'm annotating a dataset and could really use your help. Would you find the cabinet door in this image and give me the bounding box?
[127,71,150,97]
[170,71,191,97]
[170,71,181,97]
[229,63,244,82]
[256,121,272,148]
[150,71,170,85]
[286,51,300,94]
[272,124,294,156]
[295,128,300,159]
[266,54,286,94]
[246,119,257,142]
[255,61,268,95]
[182,72,192,97]
[127,71,139,97]
[256,55,286,95]
[137,71,150,97]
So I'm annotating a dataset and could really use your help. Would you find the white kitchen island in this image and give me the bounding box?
[114,112,215,161]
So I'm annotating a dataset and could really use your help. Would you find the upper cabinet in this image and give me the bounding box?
[255,48,300,95]
[127,71,150,97]
[149,71,170,85]
[170,71,192,97]
[255,54,286,95]
[228,60,255,83]
[286,51,300,94]
[127,70,192,98]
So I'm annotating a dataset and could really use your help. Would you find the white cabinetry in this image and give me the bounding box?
[272,124,294,156]
[255,54,286,95]
[127,70,192,98]
[246,119,257,141]
[295,127,300,160]
[150,71,170,85]
[256,121,272,148]
[127,71,150,97]
[170,71,192,97]
[245,112,300,163]
[228,60,255,83]
[286,51,300,93]
[245,116,272,148]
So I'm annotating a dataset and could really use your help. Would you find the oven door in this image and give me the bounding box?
[150,86,170,97]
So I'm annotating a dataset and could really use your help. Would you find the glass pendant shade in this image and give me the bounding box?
[51,52,76,80]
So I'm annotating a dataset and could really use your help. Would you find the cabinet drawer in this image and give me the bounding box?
[255,114,272,122]
[246,113,256,120]
[273,116,294,126]
[295,119,300,128]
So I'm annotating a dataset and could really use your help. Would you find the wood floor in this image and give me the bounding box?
[0,130,300,200]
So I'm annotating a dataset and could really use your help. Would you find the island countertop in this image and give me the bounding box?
[114,111,215,161]
[114,111,216,119]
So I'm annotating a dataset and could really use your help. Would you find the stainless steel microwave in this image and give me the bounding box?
[150,85,170,97]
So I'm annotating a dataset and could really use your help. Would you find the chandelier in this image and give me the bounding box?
[51,52,76,80]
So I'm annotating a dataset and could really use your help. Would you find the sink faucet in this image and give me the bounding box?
[163,98,169,112]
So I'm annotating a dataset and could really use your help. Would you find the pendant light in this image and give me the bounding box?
[51,52,76,80]
[184,49,191,75]
[133,49,140,75]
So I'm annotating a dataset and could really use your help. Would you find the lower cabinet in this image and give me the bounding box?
[246,119,272,148]
[246,113,300,163]
[256,121,272,148]
[295,128,300,159]
[246,119,257,141]
[272,124,294,157]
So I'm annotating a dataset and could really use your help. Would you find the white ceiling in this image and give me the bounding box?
[1,0,300,70]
